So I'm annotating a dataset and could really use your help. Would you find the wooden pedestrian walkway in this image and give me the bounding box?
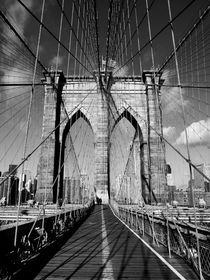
[15,205,198,279]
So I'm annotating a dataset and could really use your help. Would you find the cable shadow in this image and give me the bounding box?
[11,206,101,279]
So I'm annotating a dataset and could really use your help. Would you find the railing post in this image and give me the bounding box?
[166,215,171,258]
[135,209,138,231]
[152,211,155,244]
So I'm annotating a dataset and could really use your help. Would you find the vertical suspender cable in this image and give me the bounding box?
[111,1,125,66]
[14,0,46,247]
[126,0,134,76]
[122,10,128,62]
[82,3,87,76]
[55,0,65,75]
[119,20,124,67]
[167,1,203,279]
[105,0,113,79]
[167,0,193,202]
[134,0,143,75]
[116,30,121,67]
[78,0,85,75]
[145,0,155,69]
[201,12,208,120]
[74,0,81,77]
[86,2,91,71]
[66,1,75,77]
[94,0,101,76]
[88,2,98,72]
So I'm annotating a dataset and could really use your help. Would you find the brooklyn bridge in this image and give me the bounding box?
[0,0,210,279]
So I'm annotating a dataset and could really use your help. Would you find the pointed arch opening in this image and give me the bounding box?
[110,109,151,204]
[56,110,95,204]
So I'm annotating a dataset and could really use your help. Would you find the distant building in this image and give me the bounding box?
[204,192,210,207]
[204,181,210,192]
[174,190,189,206]
[0,176,19,205]
[194,164,205,192]
[204,164,210,178]
[166,164,171,174]
[23,170,32,181]
[168,185,176,203]
[193,190,205,206]
[194,164,210,192]
[33,177,37,197]
[204,164,210,192]
[9,164,18,176]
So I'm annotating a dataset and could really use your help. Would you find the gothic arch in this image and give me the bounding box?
[110,109,148,203]
[111,109,142,137]
[57,110,94,201]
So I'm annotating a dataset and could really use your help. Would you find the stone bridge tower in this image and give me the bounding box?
[36,70,166,204]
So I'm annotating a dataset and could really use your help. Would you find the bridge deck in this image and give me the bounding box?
[16,205,198,279]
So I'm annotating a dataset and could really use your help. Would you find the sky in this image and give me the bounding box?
[0,0,210,190]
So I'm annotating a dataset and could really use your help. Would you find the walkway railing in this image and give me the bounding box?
[110,201,210,279]
[0,202,94,279]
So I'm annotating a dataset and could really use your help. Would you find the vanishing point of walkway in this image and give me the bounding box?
[14,205,198,279]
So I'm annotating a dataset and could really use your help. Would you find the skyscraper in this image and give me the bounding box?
[194,164,210,192]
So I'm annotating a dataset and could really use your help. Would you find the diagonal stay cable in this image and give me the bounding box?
[0,10,47,73]
[117,92,210,184]
[105,0,114,79]
[111,0,135,62]
[0,86,97,187]
[110,0,125,62]
[93,0,101,75]
[56,0,95,72]
[0,100,29,130]
[158,4,210,72]
[113,0,197,75]
[17,0,94,77]
[113,0,156,64]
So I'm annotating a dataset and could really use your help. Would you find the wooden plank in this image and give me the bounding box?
[16,205,198,280]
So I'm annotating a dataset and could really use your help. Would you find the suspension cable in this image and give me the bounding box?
[14,0,46,247]
[56,0,95,73]
[159,5,210,73]
[113,0,197,75]
[105,0,113,79]
[66,1,75,77]
[17,0,94,77]
[93,0,101,75]
[167,1,203,277]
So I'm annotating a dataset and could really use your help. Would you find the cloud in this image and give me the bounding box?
[163,126,176,140]
[1,0,34,42]
[161,69,190,114]
[49,55,64,68]
[175,119,210,146]
[0,0,35,117]
[1,0,35,84]
[7,0,33,28]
